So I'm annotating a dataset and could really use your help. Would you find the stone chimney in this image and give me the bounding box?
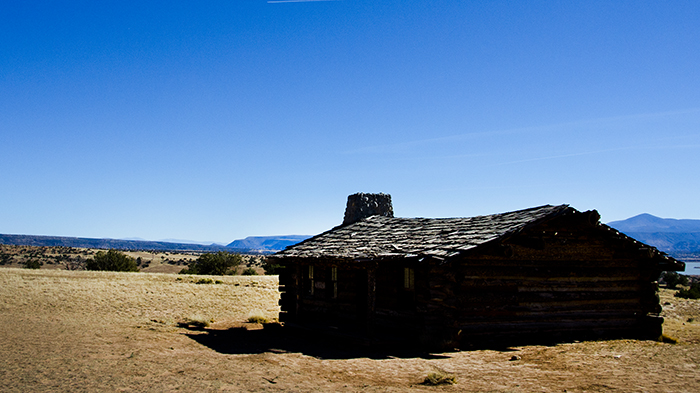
[343,193,394,225]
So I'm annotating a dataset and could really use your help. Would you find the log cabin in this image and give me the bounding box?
[270,193,685,348]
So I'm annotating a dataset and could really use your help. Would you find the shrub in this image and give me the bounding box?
[24,259,42,269]
[247,315,268,324]
[179,251,241,275]
[195,278,214,284]
[242,267,258,276]
[661,271,688,289]
[675,282,700,300]
[262,257,282,275]
[85,250,139,272]
[422,371,456,385]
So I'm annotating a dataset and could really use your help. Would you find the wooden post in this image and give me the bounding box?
[366,262,377,336]
[294,263,301,319]
[279,260,300,323]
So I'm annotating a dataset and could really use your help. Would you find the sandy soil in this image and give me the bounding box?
[1,268,698,392]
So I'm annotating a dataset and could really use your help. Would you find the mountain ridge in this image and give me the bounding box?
[0,234,309,253]
[607,213,700,233]
[226,235,311,251]
[606,214,700,253]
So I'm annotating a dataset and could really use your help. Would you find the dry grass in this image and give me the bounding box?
[247,314,269,324]
[422,370,456,385]
[1,268,699,392]
[0,244,266,274]
[0,268,279,324]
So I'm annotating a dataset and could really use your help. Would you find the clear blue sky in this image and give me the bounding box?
[1,0,699,244]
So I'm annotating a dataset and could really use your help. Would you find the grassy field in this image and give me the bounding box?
[1,268,699,392]
[0,243,266,274]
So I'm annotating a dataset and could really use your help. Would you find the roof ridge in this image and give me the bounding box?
[273,204,572,259]
[378,204,568,220]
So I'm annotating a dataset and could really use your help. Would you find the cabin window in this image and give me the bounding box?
[331,266,338,298]
[403,267,415,291]
[399,267,416,310]
[307,265,315,296]
[324,266,338,299]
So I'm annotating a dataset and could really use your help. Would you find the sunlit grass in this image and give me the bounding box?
[0,268,280,325]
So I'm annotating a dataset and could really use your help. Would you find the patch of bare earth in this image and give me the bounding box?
[1,268,698,392]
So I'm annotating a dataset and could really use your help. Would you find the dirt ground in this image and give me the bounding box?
[1,268,698,392]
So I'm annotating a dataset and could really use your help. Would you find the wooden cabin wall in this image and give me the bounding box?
[372,262,427,336]
[279,258,370,329]
[422,218,665,346]
[278,261,298,323]
[279,258,428,336]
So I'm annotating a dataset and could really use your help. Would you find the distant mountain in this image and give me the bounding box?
[607,214,700,253]
[0,233,311,253]
[158,239,227,246]
[226,235,311,252]
[0,234,245,253]
[607,213,700,233]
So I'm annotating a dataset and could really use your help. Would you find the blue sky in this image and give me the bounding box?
[1,0,699,244]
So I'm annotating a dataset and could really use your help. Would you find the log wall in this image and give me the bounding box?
[422,218,665,346]
[279,258,370,330]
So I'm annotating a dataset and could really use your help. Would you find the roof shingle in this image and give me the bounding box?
[274,204,570,260]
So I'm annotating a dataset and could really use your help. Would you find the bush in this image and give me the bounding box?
[662,271,689,289]
[422,371,456,385]
[179,251,241,275]
[242,267,258,276]
[675,282,700,300]
[85,250,139,272]
[24,259,42,269]
[247,315,268,324]
[262,257,282,275]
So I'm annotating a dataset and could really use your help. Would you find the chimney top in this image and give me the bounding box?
[343,193,394,225]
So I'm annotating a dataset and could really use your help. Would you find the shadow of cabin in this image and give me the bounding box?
[269,193,685,350]
[182,324,451,360]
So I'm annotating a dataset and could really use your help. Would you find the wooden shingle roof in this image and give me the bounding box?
[274,204,571,260]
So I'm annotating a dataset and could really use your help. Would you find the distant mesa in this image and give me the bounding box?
[607,214,700,253]
[158,239,228,247]
[0,234,235,252]
[0,233,310,253]
[226,236,311,252]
